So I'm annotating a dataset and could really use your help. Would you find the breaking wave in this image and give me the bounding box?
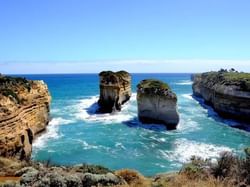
[159,138,233,164]
[175,80,193,85]
[73,93,137,124]
[32,117,74,150]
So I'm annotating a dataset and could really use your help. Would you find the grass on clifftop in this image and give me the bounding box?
[137,79,170,90]
[199,70,250,91]
[223,72,250,82]
[0,75,31,91]
[99,70,130,77]
[0,75,32,104]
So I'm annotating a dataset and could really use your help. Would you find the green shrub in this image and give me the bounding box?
[1,89,20,103]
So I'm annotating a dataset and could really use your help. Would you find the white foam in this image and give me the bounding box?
[177,118,201,133]
[182,94,194,100]
[159,138,232,163]
[175,80,193,85]
[115,142,126,150]
[73,93,137,124]
[32,117,74,150]
[78,140,99,150]
[155,163,167,168]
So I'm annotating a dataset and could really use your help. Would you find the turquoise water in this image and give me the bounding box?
[20,74,250,176]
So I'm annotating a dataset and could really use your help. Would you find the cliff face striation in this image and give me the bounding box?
[137,79,179,130]
[0,75,51,160]
[98,71,131,113]
[192,70,250,123]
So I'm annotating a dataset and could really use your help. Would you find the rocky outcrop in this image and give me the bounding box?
[192,70,250,123]
[137,79,179,130]
[98,71,131,113]
[0,75,51,160]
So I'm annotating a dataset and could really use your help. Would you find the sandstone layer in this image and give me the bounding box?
[98,71,131,113]
[137,79,179,130]
[192,70,250,123]
[0,75,51,160]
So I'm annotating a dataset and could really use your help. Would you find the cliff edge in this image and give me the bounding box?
[0,75,51,160]
[192,70,250,123]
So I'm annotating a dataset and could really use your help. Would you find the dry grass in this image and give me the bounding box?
[1,149,249,187]
[0,157,27,176]
[152,173,233,187]
[115,169,151,187]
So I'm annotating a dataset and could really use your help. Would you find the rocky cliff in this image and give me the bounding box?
[192,70,250,123]
[137,79,179,130]
[0,75,51,160]
[98,71,131,113]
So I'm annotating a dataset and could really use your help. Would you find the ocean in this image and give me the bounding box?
[17,73,250,176]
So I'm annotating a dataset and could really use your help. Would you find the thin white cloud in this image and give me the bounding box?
[0,59,250,74]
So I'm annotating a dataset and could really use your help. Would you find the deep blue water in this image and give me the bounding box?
[15,74,250,176]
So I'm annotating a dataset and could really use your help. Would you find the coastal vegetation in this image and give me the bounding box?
[137,79,170,90]
[0,148,249,186]
[0,75,32,104]
[99,71,130,79]
[195,69,250,91]
[0,75,31,91]
[137,79,171,96]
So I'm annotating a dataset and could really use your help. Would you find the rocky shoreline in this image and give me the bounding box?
[192,70,250,125]
[1,147,250,187]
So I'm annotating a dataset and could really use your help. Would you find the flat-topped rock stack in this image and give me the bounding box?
[0,75,51,159]
[98,71,131,113]
[137,79,179,130]
[192,69,250,123]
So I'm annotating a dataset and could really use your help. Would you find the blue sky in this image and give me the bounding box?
[0,0,250,73]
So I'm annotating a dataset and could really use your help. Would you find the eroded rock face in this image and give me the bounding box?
[0,75,51,159]
[192,71,250,123]
[137,79,179,130]
[98,71,131,113]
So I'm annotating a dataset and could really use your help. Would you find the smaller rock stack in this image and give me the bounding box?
[137,79,179,130]
[98,71,131,113]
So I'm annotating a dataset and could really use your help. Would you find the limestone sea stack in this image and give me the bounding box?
[192,70,250,123]
[137,79,180,130]
[98,71,131,113]
[0,75,51,159]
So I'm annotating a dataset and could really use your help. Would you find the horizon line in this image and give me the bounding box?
[3,72,196,75]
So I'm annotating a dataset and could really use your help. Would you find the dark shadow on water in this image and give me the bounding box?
[192,95,250,132]
[123,117,171,132]
[84,99,175,132]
